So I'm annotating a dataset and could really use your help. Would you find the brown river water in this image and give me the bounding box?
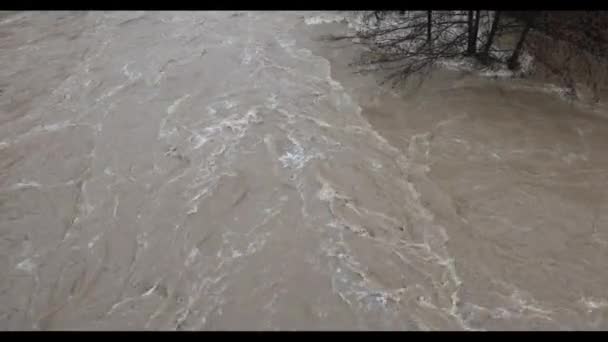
[1,11,608,330]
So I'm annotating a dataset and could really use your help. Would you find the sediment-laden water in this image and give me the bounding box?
[1,11,607,330]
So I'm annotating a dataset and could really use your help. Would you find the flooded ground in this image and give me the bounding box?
[1,11,607,330]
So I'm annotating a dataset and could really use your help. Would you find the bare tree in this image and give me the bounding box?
[472,10,481,54]
[507,13,534,70]
[522,11,608,101]
[324,10,607,94]
[427,11,432,46]
[342,11,474,85]
[467,11,475,55]
[481,11,501,60]
[322,11,485,86]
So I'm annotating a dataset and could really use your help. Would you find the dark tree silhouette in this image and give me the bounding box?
[521,11,608,101]
[481,11,501,60]
[324,10,608,96]
[466,11,475,55]
[507,13,534,70]
[472,10,481,54]
[427,11,432,46]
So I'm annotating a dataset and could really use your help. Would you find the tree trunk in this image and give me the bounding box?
[467,11,476,55]
[374,11,381,22]
[482,11,501,57]
[472,10,480,53]
[508,19,532,70]
[427,11,432,47]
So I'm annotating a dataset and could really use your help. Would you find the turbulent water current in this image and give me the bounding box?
[1,11,608,330]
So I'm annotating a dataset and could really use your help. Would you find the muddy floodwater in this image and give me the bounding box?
[1,11,608,330]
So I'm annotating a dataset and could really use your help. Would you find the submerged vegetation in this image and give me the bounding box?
[326,11,608,102]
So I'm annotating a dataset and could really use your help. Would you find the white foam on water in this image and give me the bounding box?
[0,12,29,25]
[304,13,347,26]
[16,258,36,273]
[167,94,191,115]
[122,62,142,81]
[41,121,74,132]
[479,69,515,78]
[185,247,200,266]
[318,179,337,202]
[438,58,475,72]
[88,234,101,249]
[580,297,608,311]
[266,93,279,110]
[519,51,535,75]
[190,134,208,149]
[8,181,42,191]
[97,84,126,103]
[278,134,321,170]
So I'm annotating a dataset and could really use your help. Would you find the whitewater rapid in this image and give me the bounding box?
[1,11,607,330]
